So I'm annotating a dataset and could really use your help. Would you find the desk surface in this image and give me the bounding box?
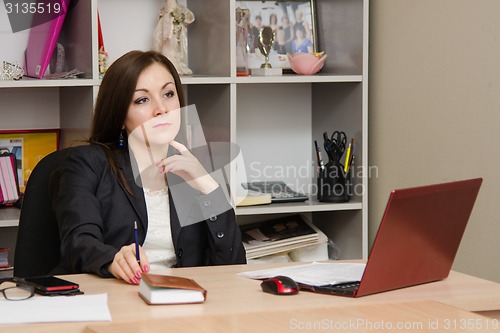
[86,300,500,333]
[3,262,500,333]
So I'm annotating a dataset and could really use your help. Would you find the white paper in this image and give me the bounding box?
[239,262,366,286]
[0,293,111,324]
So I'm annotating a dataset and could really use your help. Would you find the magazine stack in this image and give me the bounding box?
[240,214,328,260]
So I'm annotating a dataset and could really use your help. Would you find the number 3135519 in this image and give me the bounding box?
[5,2,61,14]
[443,318,499,330]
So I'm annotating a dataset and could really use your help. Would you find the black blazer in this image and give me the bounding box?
[50,145,246,277]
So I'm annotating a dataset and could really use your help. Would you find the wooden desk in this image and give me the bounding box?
[2,263,500,333]
[86,301,500,333]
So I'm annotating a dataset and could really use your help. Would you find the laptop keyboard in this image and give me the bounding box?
[332,282,360,290]
[316,281,361,296]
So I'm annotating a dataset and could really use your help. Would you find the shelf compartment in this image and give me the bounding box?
[236,200,362,216]
[0,208,20,228]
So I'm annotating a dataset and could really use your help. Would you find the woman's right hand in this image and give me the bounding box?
[107,244,150,284]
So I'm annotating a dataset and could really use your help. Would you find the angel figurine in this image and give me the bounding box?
[152,0,195,75]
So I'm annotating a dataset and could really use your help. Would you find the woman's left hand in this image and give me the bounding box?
[158,140,219,194]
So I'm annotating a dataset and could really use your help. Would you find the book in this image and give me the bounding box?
[24,0,71,78]
[0,152,19,206]
[236,190,272,207]
[240,214,327,259]
[139,273,207,305]
[0,248,10,268]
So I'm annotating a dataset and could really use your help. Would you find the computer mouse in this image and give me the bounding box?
[260,275,299,295]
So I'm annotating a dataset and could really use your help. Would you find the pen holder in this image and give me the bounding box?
[317,161,351,203]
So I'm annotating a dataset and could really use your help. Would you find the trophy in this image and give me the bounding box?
[258,26,274,69]
[252,26,282,76]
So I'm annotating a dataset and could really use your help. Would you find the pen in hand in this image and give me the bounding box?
[134,221,141,265]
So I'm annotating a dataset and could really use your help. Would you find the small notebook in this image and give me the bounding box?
[24,0,71,79]
[139,273,207,305]
[236,190,272,207]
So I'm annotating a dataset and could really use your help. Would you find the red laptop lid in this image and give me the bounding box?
[356,178,482,297]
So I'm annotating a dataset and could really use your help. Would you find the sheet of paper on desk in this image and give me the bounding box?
[239,262,366,286]
[0,293,111,324]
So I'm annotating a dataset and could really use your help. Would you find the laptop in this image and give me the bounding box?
[303,178,483,297]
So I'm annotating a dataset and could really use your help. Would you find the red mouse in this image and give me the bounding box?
[260,275,299,295]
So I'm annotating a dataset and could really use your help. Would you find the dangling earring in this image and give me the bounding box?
[118,130,124,148]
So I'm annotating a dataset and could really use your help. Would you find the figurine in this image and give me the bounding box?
[152,0,195,75]
[98,46,109,78]
[236,8,250,76]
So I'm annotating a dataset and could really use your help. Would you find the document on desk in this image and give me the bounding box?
[239,262,366,286]
[0,293,111,324]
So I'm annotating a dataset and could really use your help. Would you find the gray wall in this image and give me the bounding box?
[369,0,500,282]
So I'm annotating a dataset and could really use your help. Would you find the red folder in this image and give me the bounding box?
[24,0,71,79]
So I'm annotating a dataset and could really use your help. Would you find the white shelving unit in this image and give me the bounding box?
[0,0,369,261]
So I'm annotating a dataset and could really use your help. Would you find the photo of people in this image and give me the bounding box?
[236,1,315,70]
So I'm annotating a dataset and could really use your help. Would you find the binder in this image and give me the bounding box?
[24,0,71,79]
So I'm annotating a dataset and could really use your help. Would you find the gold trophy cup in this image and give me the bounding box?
[252,26,282,76]
[258,26,274,69]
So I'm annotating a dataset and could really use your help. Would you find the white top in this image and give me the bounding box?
[142,188,176,270]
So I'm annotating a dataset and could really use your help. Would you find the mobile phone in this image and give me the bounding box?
[23,276,79,292]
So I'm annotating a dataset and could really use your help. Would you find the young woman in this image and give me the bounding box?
[269,13,279,32]
[290,23,313,54]
[50,50,246,284]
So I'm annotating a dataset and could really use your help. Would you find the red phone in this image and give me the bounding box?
[23,276,79,292]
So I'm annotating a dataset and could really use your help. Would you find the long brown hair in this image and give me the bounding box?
[90,50,186,191]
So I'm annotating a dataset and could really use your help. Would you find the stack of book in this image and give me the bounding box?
[0,248,9,268]
[0,248,12,277]
[240,214,327,260]
[0,150,20,206]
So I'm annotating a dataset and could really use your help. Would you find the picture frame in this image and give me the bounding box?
[235,0,317,72]
[0,129,60,192]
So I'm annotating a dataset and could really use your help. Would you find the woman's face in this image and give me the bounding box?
[270,14,277,25]
[125,62,181,147]
[296,28,304,39]
[276,29,285,43]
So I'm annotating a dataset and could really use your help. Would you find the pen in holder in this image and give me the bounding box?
[317,161,351,203]
[315,133,353,203]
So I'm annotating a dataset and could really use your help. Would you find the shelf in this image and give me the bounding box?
[0,201,363,226]
[0,78,100,89]
[236,200,362,216]
[0,267,14,278]
[0,208,20,227]
[180,76,233,85]
[0,75,362,89]
[179,74,362,85]
[234,74,363,84]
